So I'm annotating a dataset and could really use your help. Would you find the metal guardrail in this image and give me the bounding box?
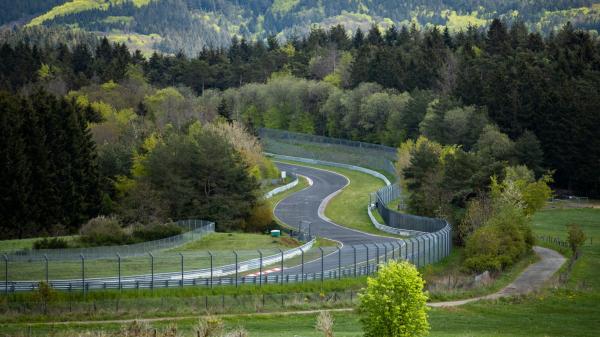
[263,173,299,199]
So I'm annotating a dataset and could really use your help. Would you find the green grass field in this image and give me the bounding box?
[7,208,598,336]
[0,236,77,253]
[173,232,299,251]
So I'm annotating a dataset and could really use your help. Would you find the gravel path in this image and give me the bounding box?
[429,246,566,307]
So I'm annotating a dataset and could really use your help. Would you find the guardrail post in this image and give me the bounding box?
[208,251,213,288]
[43,254,48,284]
[149,252,154,290]
[258,250,263,287]
[117,253,121,291]
[179,253,184,287]
[80,254,85,298]
[233,250,238,288]
[300,247,304,283]
[319,247,324,282]
[337,246,341,279]
[352,245,357,277]
[277,249,284,285]
[3,254,8,295]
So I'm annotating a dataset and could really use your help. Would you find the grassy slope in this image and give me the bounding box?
[0,236,77,253]
[173,232,299,251]
[28,0,151,26]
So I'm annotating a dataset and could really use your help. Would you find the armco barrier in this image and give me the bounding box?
[263,172,299,199]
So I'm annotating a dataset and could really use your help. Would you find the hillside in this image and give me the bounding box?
[5,0,600,55]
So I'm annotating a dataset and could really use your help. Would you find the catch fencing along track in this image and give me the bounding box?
[1,129,451,293]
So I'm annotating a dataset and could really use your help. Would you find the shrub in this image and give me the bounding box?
[567,224,586,259]
[244,201,274,232]
[33,237,69,249]
[132,222,183,242]
[359,260,430,337]
[315,310,335,337]
[463,205,532,272]
[79,215,128,246]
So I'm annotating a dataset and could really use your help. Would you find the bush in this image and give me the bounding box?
[244,201,274,233]
[463,205,532,272]
[79,216,128,246]
[132,222,183,242]
[359,260,430,337]
[33,237,69,249]
[567,223,586,259]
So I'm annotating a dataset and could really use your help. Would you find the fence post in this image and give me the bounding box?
[179,253,184,287]
[337,246,341,280]
[384,243,388,263]
[233,250,238,288]
[405,240,408,261]
[117,253,121,291]
[375,244,380,267]
[362,244,369,274]
[416,238,420,267]
[80,254,85,298]
[43,254,49,284]
[410,239,415,265]
[208,251,213,289]
[300,247,304,283]
[258,250,263,287]
[319,247,324,282]
[278,249,284,285]
[149,252,154,290]
[3,254,7,295]
[352,245,357,277]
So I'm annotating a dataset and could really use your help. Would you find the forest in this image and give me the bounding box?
[3,0,599,55]
[0,20,598,241]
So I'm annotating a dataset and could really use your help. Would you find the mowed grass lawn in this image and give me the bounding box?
[274,160,387,236]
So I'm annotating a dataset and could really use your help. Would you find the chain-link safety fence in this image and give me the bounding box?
[259,128,397,177]
[1,128,452,294]
[2,220,215,262]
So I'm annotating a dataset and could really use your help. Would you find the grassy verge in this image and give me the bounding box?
[173,232,299,252]
[0,236,77,253]
[274,160,388,236]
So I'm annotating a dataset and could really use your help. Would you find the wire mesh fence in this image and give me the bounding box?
[1,238,454,293]
[2,220,215,261]
[1,130,455,295]
[374,185,448,233]
[259,128,397,177]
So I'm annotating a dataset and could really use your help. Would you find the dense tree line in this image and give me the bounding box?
[1,21,598,199]
[26,0,599,54]
[0,90,101,238]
